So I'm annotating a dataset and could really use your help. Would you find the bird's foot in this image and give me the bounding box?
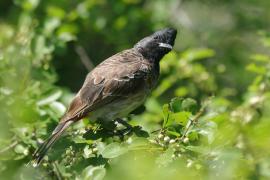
[114,118,132,129]
[113,118,142,140]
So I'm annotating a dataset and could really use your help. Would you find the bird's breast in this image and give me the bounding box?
[89,90,148,121]
[144,62,159,90]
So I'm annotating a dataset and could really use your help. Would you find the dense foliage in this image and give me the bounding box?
[0,0,270,179]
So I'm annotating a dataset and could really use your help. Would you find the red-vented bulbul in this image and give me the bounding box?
[32,28,177,166]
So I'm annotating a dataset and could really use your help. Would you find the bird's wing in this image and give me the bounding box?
[61,49,151,122]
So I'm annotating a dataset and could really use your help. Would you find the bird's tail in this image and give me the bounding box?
[32,120,73,166]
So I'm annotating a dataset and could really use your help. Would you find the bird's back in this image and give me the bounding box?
[78,48,159,120]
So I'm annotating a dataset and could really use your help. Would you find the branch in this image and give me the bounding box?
[179,97,213,141]
[75,45,95,71]
[180,107,205,141]
[0,140,18,154]
[52,161,63,180]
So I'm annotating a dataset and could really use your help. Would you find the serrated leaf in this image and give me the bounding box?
[181,98,197,114]
[173,111,191,126]
[169,97,183,112]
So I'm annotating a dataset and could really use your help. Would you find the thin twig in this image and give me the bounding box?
[179,106,205,141]
[52,161,63,180]
[179,97,213,141]
[0,140,18,154]
[75,45,95,71]
[151,128,163,134]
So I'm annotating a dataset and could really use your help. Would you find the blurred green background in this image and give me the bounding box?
[1,0,270,179]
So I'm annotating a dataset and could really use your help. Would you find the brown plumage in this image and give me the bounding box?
[32,28,177,166]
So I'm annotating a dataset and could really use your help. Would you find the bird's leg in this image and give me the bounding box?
[96,118,117,136]
[114,118,142,137]
[97,118,138,140]
[114,118,132,129]
[113,118,132,137]
[96,118,129,139]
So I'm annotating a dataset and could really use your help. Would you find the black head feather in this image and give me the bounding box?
[134,28,177,61]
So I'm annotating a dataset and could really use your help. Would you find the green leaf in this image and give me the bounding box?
[181,98,197,114]
[81,166,106,180]
[73,136,93,144]
[57,24,79,34]
[173,111,191,126]
[246,63,266,74]
[44,18,61,35]
[101,142,128,158]
[250,54,270,62]
[169,97,183,112]
[83,145,95,158]
[14,144,28,155]
[46,6,66,19]
[167,130,181,137]
[21,0,40,11]
[96,142,106,155]
[175,87,188,97]
[49,101,66,117]
[162,104,170,127]
[169,97,197,114]
[37,90,62,106]
[182,48,215,61]
[188,131,199,141]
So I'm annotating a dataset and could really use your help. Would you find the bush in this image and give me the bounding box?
[0,0,270,179]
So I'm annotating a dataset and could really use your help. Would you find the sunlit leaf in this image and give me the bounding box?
[49,101,66,117]
[181,48,215,61]
[101,143,128,158]
[162,104,170,127]
[250,54,270,62]
[14,144,28,155]
[46,6,66,19]
[81,166,106,180]
[246,63,266,74]
[173,111,191,126]
[37,90,62,106]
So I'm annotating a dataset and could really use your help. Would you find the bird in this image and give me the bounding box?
[32,27,177,166]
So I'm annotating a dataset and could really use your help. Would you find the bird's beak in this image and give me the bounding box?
[158,43,173,50]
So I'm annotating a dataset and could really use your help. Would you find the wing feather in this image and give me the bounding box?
[60,49,150,122]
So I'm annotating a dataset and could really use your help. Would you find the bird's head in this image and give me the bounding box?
[134,28,177,61]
